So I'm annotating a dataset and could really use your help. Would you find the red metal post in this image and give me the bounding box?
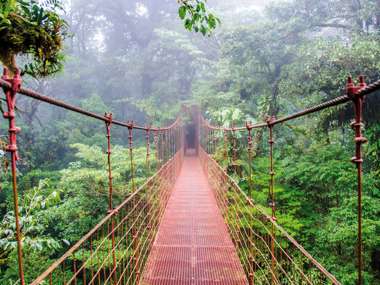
[169,129,172,158]
[213,130,217,154]
[208,128,211,154]
[161,131,165,164]
[204,120,207,153]
[232,126,238,173]
[246,122,254,198]
[104,113,117,283]
[209,128,212,154]
[211,129,213,154]
[166,130,169,161]
[209,129,212,154]
[267,116,277,285]
[2,68,25,285]
[249,271,254,285]
[146,127,151,172]
[133,229,139,283]
[154,130,159,170]
[246,121,256,284]
[223,130,228,162]
[174,128,177,156]
[110,216,117,284]
[347,76,367,285]
[105,113,113,211]
[171,128,173,157]
[128,122,136,191]
[211,129,215,154]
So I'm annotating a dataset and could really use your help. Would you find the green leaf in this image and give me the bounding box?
[178,6,187,20]
[185,18,193,31]
[200,25,207,36]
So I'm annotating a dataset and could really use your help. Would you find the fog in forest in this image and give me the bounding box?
[21,0,271,125]
[1,1,379,284]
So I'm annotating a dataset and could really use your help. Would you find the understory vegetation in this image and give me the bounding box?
[0,0,379,284]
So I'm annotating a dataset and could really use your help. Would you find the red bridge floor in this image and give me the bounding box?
[142,156,248,285]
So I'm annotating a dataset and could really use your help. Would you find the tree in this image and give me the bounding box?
[0,0,67,77]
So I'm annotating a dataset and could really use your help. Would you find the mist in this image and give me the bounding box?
[0,1,379,284]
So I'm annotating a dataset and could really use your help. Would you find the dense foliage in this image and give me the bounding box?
[0,0,68,77]
[198,1,380,283]
[0,0,379,284]
[0,143,153,283]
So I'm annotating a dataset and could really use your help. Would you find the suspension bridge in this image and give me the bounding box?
[1,68,380,284]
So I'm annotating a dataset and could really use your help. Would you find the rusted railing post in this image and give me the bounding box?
[146,127,151,172]
[161,130,165,164]
[171,128,174,157]
[204,122,207,152]
[209,128,212,154]
[206,127,210,154]
[154,129,159,170]
[210,129,212,154]
[248,260,254,285]
[347,76,367,285]
[209,129,213,154]
[2,68,25,285]
[105,113,113,211]
[246,121,254,198]
[267,115,277,285]
[246,121,256,284]
[208,128,211,154]
[104,113,117,283]
[134,229,140,284]
[223,129,228,162]
[212,129,215,154]
[232,125,238,174]
[127,122,136,191]
[213,130,218,154]
[169,128,172,158]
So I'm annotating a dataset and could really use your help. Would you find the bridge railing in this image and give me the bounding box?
[30,149,183,285]
[0,67,184,285]
[200,148,340,285]
[199,76,380,285]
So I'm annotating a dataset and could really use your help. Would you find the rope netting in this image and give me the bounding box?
[199,75,380,285]
[0,68,184,285]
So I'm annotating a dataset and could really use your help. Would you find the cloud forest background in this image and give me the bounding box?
[0,0,379,284]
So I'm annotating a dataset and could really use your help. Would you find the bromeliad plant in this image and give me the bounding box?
[0,0,68,77]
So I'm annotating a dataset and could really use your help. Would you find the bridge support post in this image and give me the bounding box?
[347,76,367,285]
[154,130,159,170]
[248,273,254,285]
[133,229,140,284]
[248,255,255,285]
[105,113,113,211]
[232,125,238,174]
[146,127,151,173]
[246,121,257,284]
[246,122,254,198]
[104,113,118,284]
[267,116,277,285]
[223,130,228,162]
[2,68,25,285]
[128,122,136,191]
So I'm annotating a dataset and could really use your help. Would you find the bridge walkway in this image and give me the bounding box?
[142,155,247,285]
